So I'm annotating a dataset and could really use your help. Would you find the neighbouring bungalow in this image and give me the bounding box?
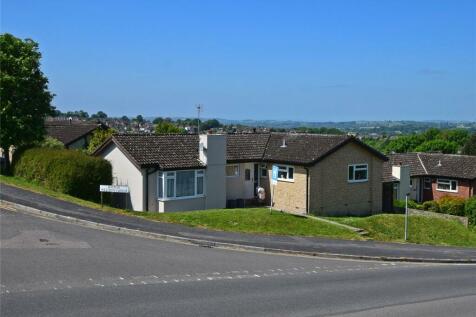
[383,153,476,204]
[94,133,388,216]
[45,119,106,149]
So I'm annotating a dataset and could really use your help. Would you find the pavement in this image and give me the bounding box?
[1,183,476,263]
[1,208,476,317]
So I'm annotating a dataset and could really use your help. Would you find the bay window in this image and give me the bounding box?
[157,170,205,200]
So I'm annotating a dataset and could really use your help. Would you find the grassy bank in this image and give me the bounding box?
[327,214,476,248]
[0,174,128,216]
[133,209,362,240]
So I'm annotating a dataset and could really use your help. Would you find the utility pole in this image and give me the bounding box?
[196,104,203,134]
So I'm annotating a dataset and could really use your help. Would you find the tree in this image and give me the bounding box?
[153,117,164,124]
[91,111,107,119]
[414,139,459,154]
[136,115,144,124]
[155,121,185,134]
[0,33,54,172]
[86,128,115,154]
[462,133,476,155]
[121,116,130,123]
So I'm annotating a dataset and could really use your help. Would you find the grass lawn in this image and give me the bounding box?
[327,214,476,248]
[131,209,363,240]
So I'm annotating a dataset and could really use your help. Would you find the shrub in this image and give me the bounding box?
[12,147,112,201]
[422,200,440,212]
[465,197,476,225]
[437,196,466,216]
[394,199,419,209]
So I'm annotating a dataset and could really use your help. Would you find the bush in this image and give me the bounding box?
[394,199,419,209]
[12,147,112,201]
[465,197,476,225]
[437,196,466,216]
[422,200,440,212]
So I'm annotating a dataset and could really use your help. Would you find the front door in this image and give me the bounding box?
[243,163,254,198]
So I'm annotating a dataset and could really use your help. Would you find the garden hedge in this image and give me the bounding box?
[13,147,112,201]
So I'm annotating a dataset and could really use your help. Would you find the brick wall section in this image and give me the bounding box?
[309,142,383,216]
[267,165,308,214]
[422,178,473,201]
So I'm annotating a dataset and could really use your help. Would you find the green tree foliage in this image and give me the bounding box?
[155,121,185,134]
[121,116,130,123]
[38,136,64,149]
[135,115,144,124]
[0,33,54,171]
[54,109,89,119]
[364,128,472,154]
[462,133,476,155]
[91,111,108,119]
[295,127,344,135]
[13,147,112,201]
[414,139,459,154]
[87,128,115,154]
[201,119,222,131]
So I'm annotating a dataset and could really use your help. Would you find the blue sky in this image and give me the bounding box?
[2,0,475,121]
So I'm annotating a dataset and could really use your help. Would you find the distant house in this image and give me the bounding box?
[383,153,476,203]
[45,120,106,149]
[94,133,387,215]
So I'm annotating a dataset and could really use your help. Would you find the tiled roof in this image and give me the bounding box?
[45,121,101,146]
[226,134,270,162]
[263,133,351,165]
[383,152,476,181]
[109,134,204,170]
[96,132,387,170]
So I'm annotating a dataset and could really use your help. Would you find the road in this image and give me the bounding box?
[1,206,475,316]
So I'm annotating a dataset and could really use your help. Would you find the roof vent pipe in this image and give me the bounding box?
[280,138,287,148]
[437,160,442,167]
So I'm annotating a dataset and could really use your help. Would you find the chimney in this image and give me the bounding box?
[280,138,287,148]
[199,134,226,209]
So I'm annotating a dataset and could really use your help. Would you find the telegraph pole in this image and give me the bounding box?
[196,104,203,134]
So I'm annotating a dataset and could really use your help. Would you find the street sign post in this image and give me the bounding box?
[270,165,279,213]
[99,185,130,209]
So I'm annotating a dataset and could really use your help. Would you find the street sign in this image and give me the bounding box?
[271,165,279,185]
[99,185,129,193]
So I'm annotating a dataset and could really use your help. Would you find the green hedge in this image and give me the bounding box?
[437,196,466,216]
[465,197,476,226]
[13,147,112,201]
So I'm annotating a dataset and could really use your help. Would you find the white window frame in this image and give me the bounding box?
[260,164,267,177]
[226,164,240,178]
[157,169,206,201]
[436,178,458,193]
[348,163,369,183]
[277,165,294,182]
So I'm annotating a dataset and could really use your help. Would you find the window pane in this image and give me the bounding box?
[176,171,195,197]
[226,165,239,177]
[278,170,287,179]
[166,178,175,197]
[197,176,204,195]
[356,165,367,169]
[348,166,354,180]
[355,169,367,180]
[288,167,294,179]
[451,181,457,191]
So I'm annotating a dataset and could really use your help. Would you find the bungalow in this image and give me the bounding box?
[383,153,476,203]
[45,119,106,149]
[94,133,388,215]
